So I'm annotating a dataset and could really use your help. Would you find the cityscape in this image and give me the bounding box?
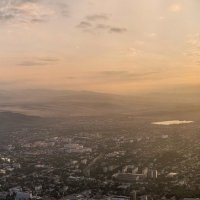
[0,107,200,199]
[1,0,200,199]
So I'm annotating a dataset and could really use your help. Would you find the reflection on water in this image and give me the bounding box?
[152,120,194,125]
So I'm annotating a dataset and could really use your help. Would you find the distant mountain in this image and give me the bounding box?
[0,89,132,117]
[0,87,200,118]
[0,111,40,127]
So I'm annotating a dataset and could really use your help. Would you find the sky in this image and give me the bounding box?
[0,0,200,94]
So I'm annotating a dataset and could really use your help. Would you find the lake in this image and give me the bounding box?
[152,120,194,125]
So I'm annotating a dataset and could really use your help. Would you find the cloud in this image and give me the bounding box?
[0,0,50,23]
[169,4,182,12]
[109,27,127,33]
[0,80,24,86]
[185,33,200,64]
[126,47,141,57]
[56,2,68,17]
[37,57,59,62]
[187,33,200,46]
[18,61,47,66]
[18,57,59,66]
[77,13,127,34]
[77,21,92,29]
[0,0,68,24]
[31,18,47,23]
[77,22,127,34]
[96,24,110,30]
[0,12,14,21]
[96,70,159,82]
[86,14,109,21]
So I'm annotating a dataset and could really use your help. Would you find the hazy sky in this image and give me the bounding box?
[1,0,200,94]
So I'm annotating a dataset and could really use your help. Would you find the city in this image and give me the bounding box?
[0,112,200,200]
[1,0,200,199]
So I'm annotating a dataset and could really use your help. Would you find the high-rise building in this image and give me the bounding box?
[147,169,158,179]
[140,195,148,200]
[130,191,137,200]
[152,170,158,179]
[142,167,148,177]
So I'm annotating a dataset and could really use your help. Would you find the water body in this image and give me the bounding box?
[152,120,194,125]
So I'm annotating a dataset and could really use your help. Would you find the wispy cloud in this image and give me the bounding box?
[37,57,59,62]
[0,0,68,24]
[185,33,200,64]
[77,23,127,34]
[109,27,127,33]
[126,47,141,57]
[18,57,59,67]
[77,21,92,29]
[56,2,68,17]
[86,14,109,21]
[77,13,127,34]
[96,70,159,82]
[96,24,110,30]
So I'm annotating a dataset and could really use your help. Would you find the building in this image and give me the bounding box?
[15,192,32,200]
[113,173,144,182]
[130,191,137,200]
